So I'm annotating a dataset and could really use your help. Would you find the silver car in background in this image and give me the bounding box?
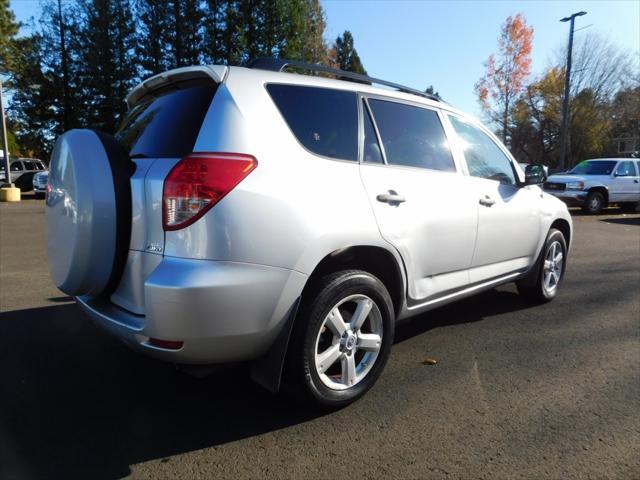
[0,158,47,191]
[45,59,573,407]
[33,170,49,198]
[544,158,640,214]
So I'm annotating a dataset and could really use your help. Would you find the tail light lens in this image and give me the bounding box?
[163,152,257,231]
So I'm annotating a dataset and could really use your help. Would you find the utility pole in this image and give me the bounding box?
[0,77,11,186]
[558,11,587,171]
[58,0,71,130]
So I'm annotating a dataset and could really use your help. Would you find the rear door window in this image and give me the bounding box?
[367,99,455,172]
[116,80,218,158]
[267,84,358,161]
[615,161,636,177]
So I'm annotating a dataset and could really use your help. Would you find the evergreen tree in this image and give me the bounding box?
[38,0,82,133]
[425,85,441,100]
[170,0,203,67]
[0,0,20,72]
[135,0,172,76]
[9,0,83,155]
[77,0,137,132]
[137,0,202,71]
[300,0,327,63]
[331,30,366,74]
[279,0,327,63]
[202,0,328,65]
[7,0,333,157]
[9,33,58,156]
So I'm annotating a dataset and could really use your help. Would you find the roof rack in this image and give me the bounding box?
[248,57,441,103]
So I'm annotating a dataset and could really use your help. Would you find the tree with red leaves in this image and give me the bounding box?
[475,13,533,145]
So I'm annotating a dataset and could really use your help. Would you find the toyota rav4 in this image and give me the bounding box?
[46,59,573,407]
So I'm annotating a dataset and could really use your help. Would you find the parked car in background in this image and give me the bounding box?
[0,158,47,191]
[32,170,49,198]
[45,59,573,407]
[543,158,640,214]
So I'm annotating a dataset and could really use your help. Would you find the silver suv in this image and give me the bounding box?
[46,59,573,407]
[0,158,47,191]
[544,158,640,214]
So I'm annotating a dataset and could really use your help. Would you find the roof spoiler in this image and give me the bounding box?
[126,65,228,109]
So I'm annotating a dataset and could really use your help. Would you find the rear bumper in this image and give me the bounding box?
[544,190,587,207]
[76,257,307,364]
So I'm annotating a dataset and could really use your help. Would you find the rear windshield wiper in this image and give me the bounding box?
[129,153,152,159]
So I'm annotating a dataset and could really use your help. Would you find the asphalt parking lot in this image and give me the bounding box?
[1,195,639,479]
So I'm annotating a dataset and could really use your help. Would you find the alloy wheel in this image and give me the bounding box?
[543,240,564,294]
[314,294,383,391]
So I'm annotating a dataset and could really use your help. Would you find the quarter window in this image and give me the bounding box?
[449,116,516,186]
[267,84,358,161]
[10,162,23,171]
[368,99,455,171]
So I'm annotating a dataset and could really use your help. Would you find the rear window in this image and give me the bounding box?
[368,99,455,172]
[116,80,218,158]
[266,84,358,161]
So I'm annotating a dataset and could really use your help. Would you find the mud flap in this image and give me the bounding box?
[250,297,301,393]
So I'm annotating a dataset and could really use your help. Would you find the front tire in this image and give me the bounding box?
[286,270,394,408]
[517,228,567,303]
[583,191,605,214]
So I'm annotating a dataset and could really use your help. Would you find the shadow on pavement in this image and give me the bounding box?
[394,288,531,343]
[600,216,640,226]
[0,288,532,479]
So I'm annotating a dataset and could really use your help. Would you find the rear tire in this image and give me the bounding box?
[286,270,394,408]
[517,228,567,303]
[583,191,605,214]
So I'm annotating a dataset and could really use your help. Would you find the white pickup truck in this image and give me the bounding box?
[544,158,640,214]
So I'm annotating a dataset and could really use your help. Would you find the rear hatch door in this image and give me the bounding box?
[110,67,226,314]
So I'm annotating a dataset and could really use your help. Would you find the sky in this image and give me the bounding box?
[9,0,640,117]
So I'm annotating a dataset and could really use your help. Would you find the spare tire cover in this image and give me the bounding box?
[46,129,132,297]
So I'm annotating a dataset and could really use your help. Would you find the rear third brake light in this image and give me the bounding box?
[162,152,257,231]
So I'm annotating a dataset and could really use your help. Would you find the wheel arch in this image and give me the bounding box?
[587,185,609,204]
[250,244,406,393]
[550,218,572,250]
[299,245,405,318]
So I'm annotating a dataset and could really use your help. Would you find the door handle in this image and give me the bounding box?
[479,195,496,207]
[376,190,406,205]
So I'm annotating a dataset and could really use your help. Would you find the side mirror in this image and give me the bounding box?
[524,164,547,185]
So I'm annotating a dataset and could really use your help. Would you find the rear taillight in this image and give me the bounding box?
[162,152,257,231]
